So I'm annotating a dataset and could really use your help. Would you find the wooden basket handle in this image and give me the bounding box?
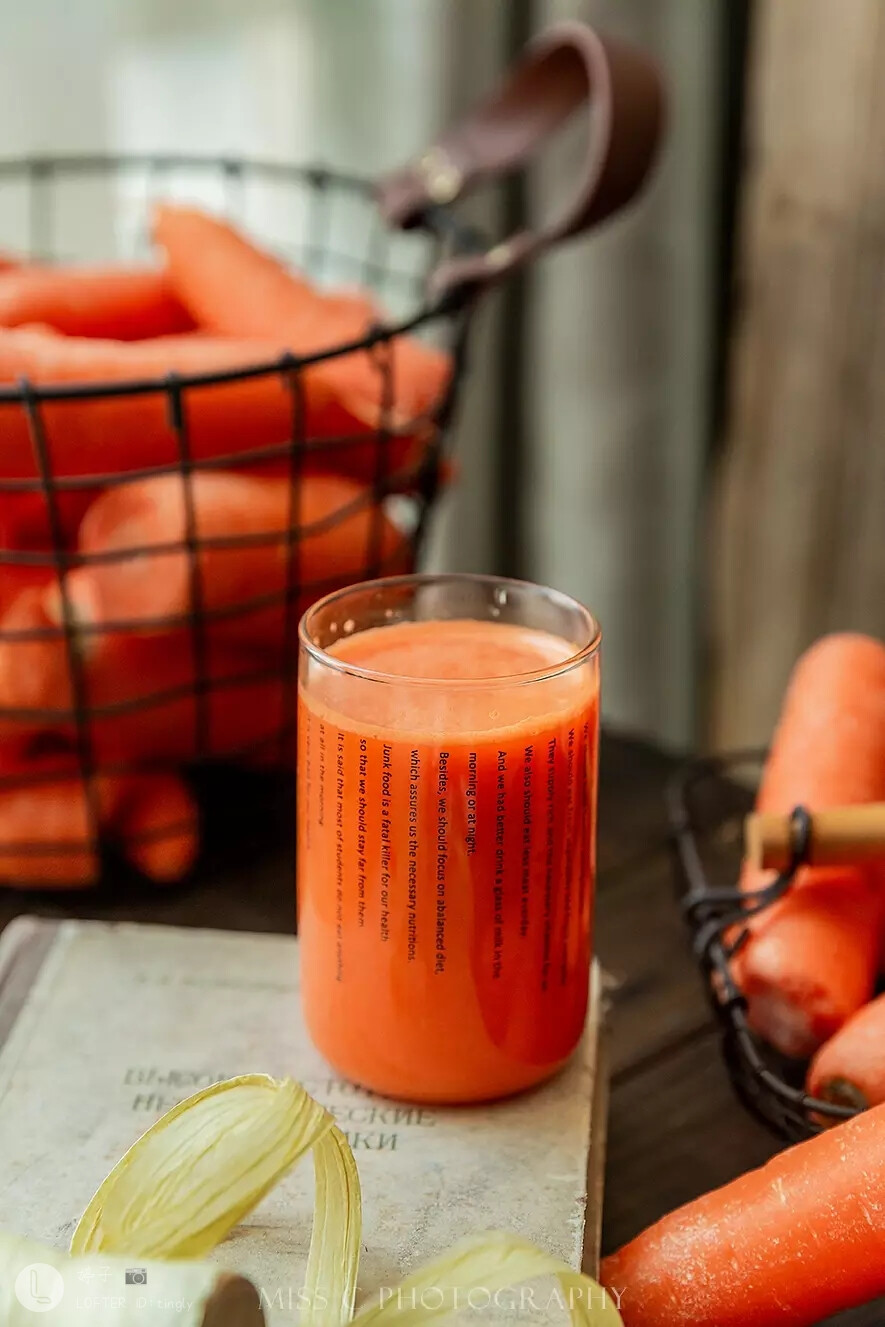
[745,804,885,871]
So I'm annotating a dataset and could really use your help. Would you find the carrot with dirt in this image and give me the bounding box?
[807,991,885,1113]
[735,878,884,1059]
[153,203,452,449]
[0,265,195,339]
[46,470,412,646]
[733,633,885,1057]
[602,1098,885,1325]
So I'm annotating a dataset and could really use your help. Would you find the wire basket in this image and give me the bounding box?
[0,154,479,884]
[667,753,865,1142]
[0,24,664,887]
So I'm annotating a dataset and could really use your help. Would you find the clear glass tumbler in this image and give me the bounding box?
[297,573,601,1103]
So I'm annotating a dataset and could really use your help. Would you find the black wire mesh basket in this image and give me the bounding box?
[667,753,865,1142]
[0,24,663,888]
[0,154,478,887]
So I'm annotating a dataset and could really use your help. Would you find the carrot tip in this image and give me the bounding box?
[817,1077,870,1112]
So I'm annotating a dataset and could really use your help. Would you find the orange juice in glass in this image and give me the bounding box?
[297,573,600,1103]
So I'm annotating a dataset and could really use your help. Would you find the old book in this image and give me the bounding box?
[0,916,608,1322]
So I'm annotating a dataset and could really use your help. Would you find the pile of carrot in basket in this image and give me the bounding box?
[599,632,885,1326]
[0,207,452,888]
[731,632,885,1112]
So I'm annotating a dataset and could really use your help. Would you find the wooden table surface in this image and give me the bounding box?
[0,732,878,1327]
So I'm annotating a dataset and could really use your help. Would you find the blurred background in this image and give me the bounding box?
[5,0,878,758]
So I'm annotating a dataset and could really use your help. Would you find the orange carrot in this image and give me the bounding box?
[116,772,198,882]
[48,470,412,646]
[733,633,885,1056]
[807,991,885,1113]
[0,563,54,615]
[0,582,68,728]
[90,645,291,766]
[0,265,195,339]
[0,326,375,484]
[0,584,291,765]
[153,203,374,339]
[0,490,99,558]
[746,634,885,822]
[0,319,96,547]
[153,204,452,443]
[602,1099,885,1325]
[0,759,197,888]
[0,761,127,888]
[735,877,885,1059]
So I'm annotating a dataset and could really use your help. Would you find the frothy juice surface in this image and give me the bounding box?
[297,617,599,1102]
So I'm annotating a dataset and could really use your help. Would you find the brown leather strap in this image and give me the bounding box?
[377,21,664,303]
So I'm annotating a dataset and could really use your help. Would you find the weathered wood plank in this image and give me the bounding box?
[596,850,714,1077]
[597,731,677,875]
[711,0,885,747]
[602,1027,776,1254]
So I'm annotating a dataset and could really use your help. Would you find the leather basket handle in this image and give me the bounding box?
[376,20,665,303]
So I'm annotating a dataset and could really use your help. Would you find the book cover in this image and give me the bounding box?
[0,917,607,1322]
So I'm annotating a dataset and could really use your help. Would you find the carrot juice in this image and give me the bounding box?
[297,574,601,1103]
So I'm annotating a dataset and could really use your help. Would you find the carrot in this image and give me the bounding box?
[90,646,291,766]
[116,772,198,883]
[0,563,54,615]
[0,585,291,764]
[0,325,431,494]
[733,633,885,1056]
[0,759,196,888]
[807,991,885,1113]
[746,634,885,822]
[0,265,195,339]
[153,203,452,442]
[48,470,412,646]
[0,582,68,728]
[0,761,127,888]
[0,320,96,546]
[153,203,374,339]
[0,490,99,558]
[736,877,885,1059]
[602,1099,885,1325]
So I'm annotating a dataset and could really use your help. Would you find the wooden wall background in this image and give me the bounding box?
[710,0,885,747]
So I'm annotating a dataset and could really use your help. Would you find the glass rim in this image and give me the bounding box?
[298,572,602,690]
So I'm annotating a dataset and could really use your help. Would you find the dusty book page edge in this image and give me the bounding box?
[0,915,63,1054]
[0,914,57,990]
[571,959,604,1273]
[582,1027,609,1277]
[0,917,80,1087]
